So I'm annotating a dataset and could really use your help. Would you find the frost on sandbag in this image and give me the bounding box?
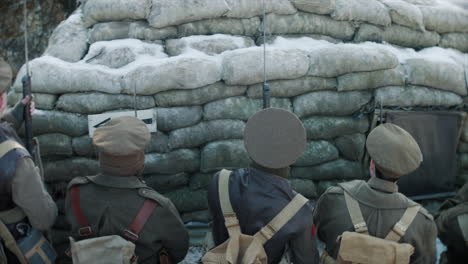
[265,13,355,40]
[29,110,88,137]
[222,47,309,85]
[302,116,369,140]
[144,149,200,175]
[440,33,468,53]
[157,106,203,132]
[380,0,425,31]
[83,39,167,68]
[43,158,99,183]
[405,58,467,95]
[8,92,57,110]
[293,91,372,118]
[122,55,222,95]
[334,133,366,161]
[291,159,364,181]
[88,22,177,43]
[166,35,255,56]
[332,0,391,26]
[148,0,230,28]
[289,0,336,15]
[294,141,339,167]
[355,24,440,49]
[420,5,468,33]
[375,86,463,107]
[82,0,151,27]
[308,44,399,77]
[224,0,296,18]
[337,67,405,92]
[201,140,250,173]
[247,76,336,98]
[36,134,73,157]
[178,17,260,37]
[43,10,88,62]
[129,22,178,41]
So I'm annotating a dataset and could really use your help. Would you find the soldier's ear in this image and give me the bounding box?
[369,160,376,178]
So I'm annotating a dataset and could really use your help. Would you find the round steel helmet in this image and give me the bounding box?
[244,108,306,169]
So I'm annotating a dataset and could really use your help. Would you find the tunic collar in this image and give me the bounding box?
[367,176,398,193]
[86,174,147,189]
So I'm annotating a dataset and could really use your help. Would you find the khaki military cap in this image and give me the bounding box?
[93,116,150,156]
[244,108,306,169]
[366,123,423,177]
[0,57,12,94]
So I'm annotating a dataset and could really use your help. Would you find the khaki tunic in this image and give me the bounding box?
[65,174,189,264]
[313,177,437,264]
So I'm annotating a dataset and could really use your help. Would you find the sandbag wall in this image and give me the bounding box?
[7,0,468,262]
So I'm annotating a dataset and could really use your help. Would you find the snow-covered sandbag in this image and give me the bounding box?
[405,58,467,95]
[167,35,255,56]
[265,13,355,40]
[355,24,440,49]
[334,133,366,161]
[122,55,222,95]
[332,0,391,26]
[302,116,369,140]
[178,17,260,37]
[30,110,88,137]
[222,47,309,85]
[291,159,364,180]
[43,158,99,183]
[13,57,122,94]
[148,0,230,28]
[380,0,425,31]
[420,5,468,33]
[224,0,297,18]
[169,120,245,149]
[56,93,155,114]
[82,0,151,27]
[145,173,189,193]
[201,140,250,173]
[144,149,200,174]
[157,106,202,132]
[247,76,336,98]
[165,188,207,213]
[337,67,405,92]
[72,136,95,157]
[204,97,292,121]
[83,39,167,68]
[375,86,463,107]
[294,141,339,167]
[154,82,247,107]
[43,11,88,62]
[308,44,399,77]
[88,22,178,43]
[8,92,57,110]
[289,0,335,15]
[36,133,73,157]
[289,179,317,198]
[440,33,468,53]
[293,91,372,118]
[129,22,178,41]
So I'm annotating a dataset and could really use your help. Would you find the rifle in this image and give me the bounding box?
[21,75,34,156]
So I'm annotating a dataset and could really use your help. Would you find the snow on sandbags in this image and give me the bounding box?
[293,91,372,118]
[166,34,255,56]
[43,158,99,182]
[144,149,200,175]
[247,76,336,98]
[440,33,468,53]
[82,0,151,27]
[88,22,178,43]
[265,13,355,40]
[380,0,425,31]
[419,5,468,33]
[121,55,222,95]
[157,106,203,132]
[224,0,296,18]
[36,133,73,157]
[8,92,57,110]
[154,82,247,107]
[337,67,405,92]
[375,86,463,107]
[43,10,88,62]
[178,17,260,37]
[332,0,391,26]
[302,117,369,140]
[29,110,88,137]
[289,0,336,15]
[307,44,399,77]
[334,133,366,161]
[295,141,339,167]
[148,0,230,28]
[222,47,309,85]
[355,24,440,49]
[200,140,250,173]
[291,159,364,181]
[83,39,167,68]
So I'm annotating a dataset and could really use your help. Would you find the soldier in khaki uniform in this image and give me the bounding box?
[65,116,189,263]
[436,183,468,264]
[207,108,320,263]
[0,57,57,262]
[314,123,437,264]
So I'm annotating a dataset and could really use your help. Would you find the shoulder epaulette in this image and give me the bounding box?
[417,206,434,221]
[138,187,169,207]
[67,176,90,189]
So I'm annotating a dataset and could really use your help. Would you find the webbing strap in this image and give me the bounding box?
[457,213,468,248]
[124,199,158,242]
[0,220,27,264]
[0,140,25,159]
[70,186,93,236]
[0,207,26,225]
[218,169,241,237]
[344,191,368,234]
[254,194,308,244]
[385,206,421,242]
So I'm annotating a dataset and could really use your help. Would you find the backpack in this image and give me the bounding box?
[68,185,158,264]
[322,190,420,264]
[202,169,308,264]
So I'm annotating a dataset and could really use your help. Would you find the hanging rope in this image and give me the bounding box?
[262,0,270,109]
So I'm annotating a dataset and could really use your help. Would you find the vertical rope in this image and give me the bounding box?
[262,0,270,109]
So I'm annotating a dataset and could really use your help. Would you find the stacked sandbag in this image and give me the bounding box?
[11,0,468,254]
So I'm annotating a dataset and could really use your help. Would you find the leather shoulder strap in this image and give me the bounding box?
[254,194,308,244]
[457,213,468,248]
[385,205,421,242]
[123,199,158,242]
[218,169,241,237]
[344,191,369,234]
[0,140,25,159]
[0,220,27,264]
[70,185,93,237]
